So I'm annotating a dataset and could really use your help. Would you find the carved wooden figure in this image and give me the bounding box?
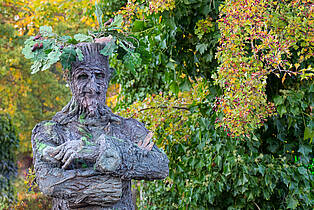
[31,43,169,210]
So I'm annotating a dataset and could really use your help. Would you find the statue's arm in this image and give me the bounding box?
[31,121,122,207]
[95,119,169,180]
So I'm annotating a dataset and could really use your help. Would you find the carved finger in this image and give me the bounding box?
[146,142,154,151]
[62,153,76,169]
[137,140,143,147]
[143,132,153,148]
[62,149,73,163]
[42,147,59,163]
[49,145,63,156]
[54,146,65,160]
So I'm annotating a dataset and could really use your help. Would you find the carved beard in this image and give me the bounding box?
[79,96,98,117]
[77,94,100,118]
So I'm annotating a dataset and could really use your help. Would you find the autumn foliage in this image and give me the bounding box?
[0,0,313,209]
[215,0,313,137]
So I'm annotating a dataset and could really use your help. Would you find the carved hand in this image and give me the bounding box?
[137,132,154,151]
[44,140,84,169]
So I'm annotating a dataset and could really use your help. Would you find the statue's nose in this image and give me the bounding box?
[85,75,100,94]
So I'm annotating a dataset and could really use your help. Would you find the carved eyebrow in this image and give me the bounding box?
[73,67,105,74]
[74,68,88,73]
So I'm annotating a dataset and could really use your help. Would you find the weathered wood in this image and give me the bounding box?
[31,43,169,209]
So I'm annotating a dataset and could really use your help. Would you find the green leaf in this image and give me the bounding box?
[160,39,167,49]
[22,42,35,59]
[196,43,208,55]
[180,79,191,91]
[111,14,123,27]
[309,83,314,92]
[60,47,77,70]
[75,48,84,61]
[217,155,222,170]
[204,53,213,62]
[263,189,270,200]
[118,40,133,54]
[47,50,62,64]
[183,0,193,4]
[287,196,298,209]
[45,49,53,54]
[273,95,284,105]
[297,167,307,175]
[59,35,72,42]
[100,40,118,56]
[170,81,179,95]
[67,38,79,45]
[277,105,287,117]
[155,34,161,42]
[123,52,142,73]
[31,60,42,74]
[39,26,53,37]
[41,61,52,71]
[242,174,248,184]
[132,20,145,32]
[290,106,300,116]
[298,145,312,157]
[95,1,103,29]
[265,174,271,186]
[304,126,314,141]
[166,60,176,70]
[74,34,93,42]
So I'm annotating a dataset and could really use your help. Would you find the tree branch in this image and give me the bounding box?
[131,105,190,117]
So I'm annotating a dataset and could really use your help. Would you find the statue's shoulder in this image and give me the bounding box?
[110,113,146,131]
[120,116,149,141]
[32,120,65,146]
[124,117,147,130]
[32,120,59,136]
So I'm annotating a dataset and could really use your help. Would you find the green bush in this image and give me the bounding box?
[0,114,19,208]
[136,80,313,209]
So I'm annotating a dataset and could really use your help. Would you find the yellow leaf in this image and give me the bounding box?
[282,73,286,84]
[294,63,300,70]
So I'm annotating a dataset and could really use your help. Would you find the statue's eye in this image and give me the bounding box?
[95,73,104,79]
[77,74,88,80]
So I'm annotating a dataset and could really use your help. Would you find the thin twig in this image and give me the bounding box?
[253,201,261,210]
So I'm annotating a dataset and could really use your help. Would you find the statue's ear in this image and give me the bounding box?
[109,67,116,80]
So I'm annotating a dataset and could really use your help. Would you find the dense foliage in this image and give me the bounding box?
[113,0,313,209]
[123,78,313,209]
[215,0,313,137]
[0,115,19,208]
[107,0,221,104]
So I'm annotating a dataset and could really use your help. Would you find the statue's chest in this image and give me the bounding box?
[63,121,132,144]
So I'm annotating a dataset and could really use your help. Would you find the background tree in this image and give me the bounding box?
[110,0,313,209]
[0,115,19,208]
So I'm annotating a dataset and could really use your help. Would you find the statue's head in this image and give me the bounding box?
[68,43,113,117]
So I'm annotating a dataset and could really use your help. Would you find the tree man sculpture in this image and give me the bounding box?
[31,43,169,210]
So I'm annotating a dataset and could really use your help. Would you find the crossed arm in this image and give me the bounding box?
[42,132,169,180]
[31,120,169,206]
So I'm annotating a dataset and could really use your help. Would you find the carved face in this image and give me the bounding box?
[70,66,109,117]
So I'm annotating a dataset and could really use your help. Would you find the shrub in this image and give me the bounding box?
[0,114,19,208]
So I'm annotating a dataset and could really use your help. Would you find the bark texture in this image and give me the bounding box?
[31,43,169,210]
